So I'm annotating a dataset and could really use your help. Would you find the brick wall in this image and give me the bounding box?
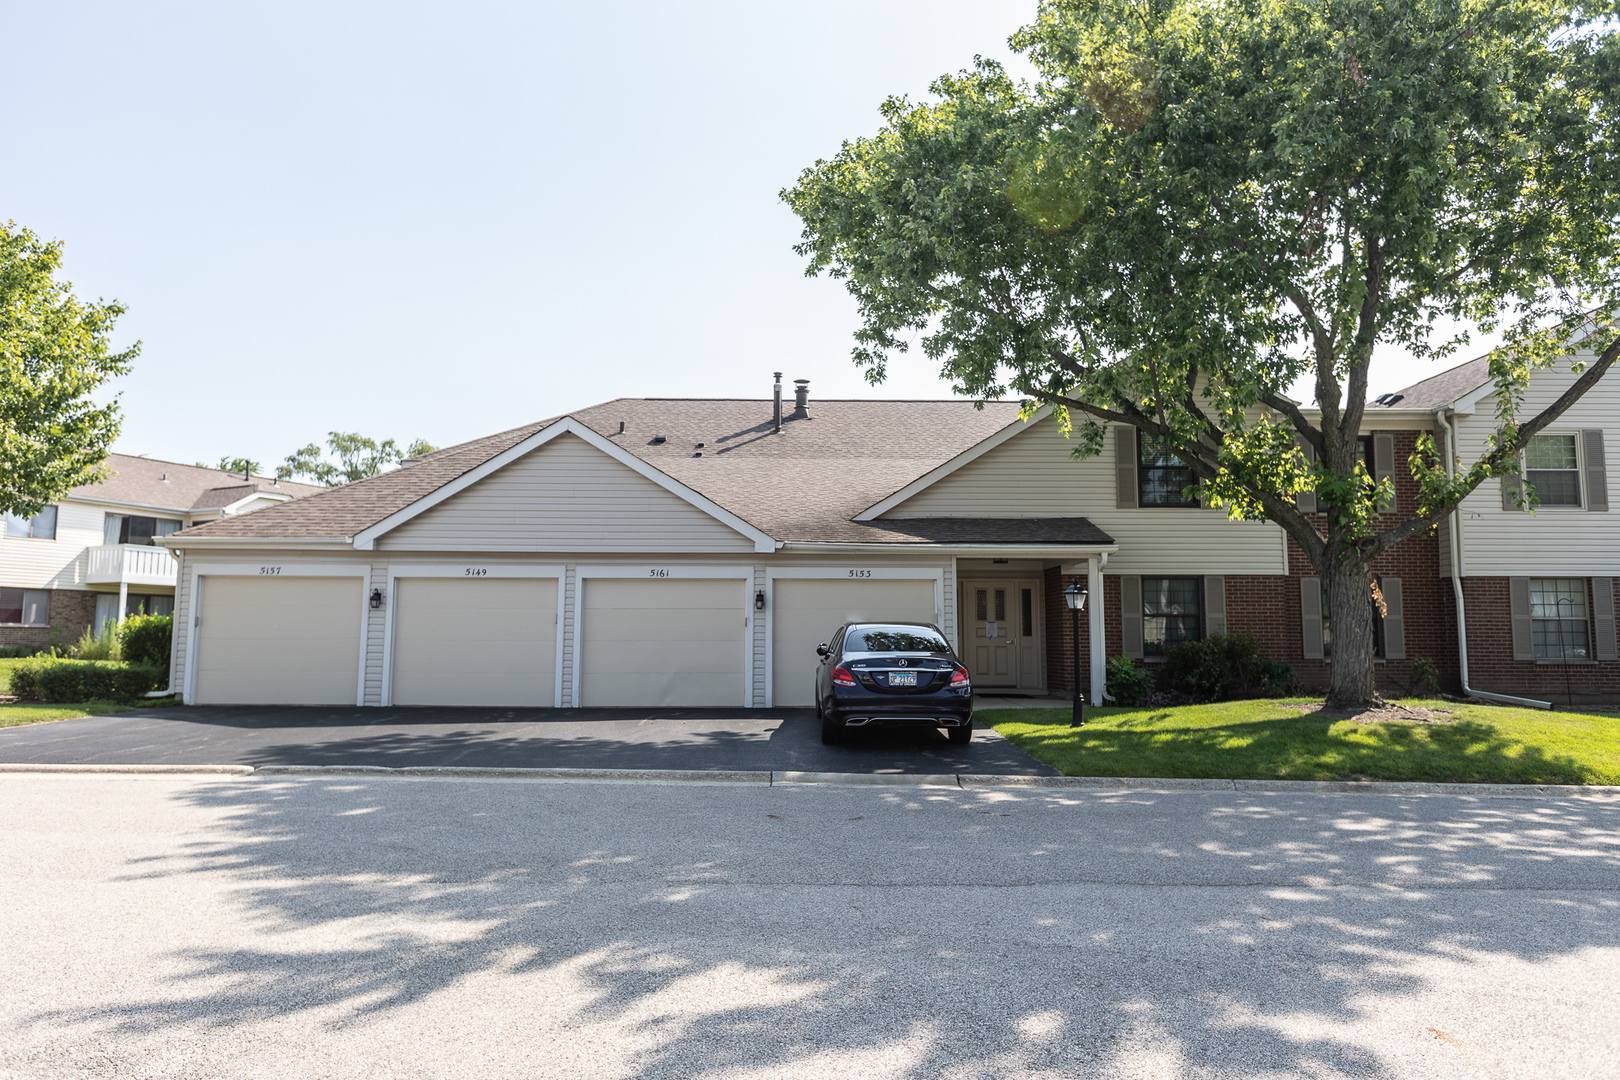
[1044,567,1119,695]
[1459,576,1620,706]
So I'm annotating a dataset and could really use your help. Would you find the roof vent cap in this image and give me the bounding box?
[160,472,169,482]
[1373,393,1405,407]
[650,434,667,445]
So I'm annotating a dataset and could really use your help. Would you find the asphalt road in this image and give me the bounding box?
[0,705,1057,775]
[1,773,1615,1079]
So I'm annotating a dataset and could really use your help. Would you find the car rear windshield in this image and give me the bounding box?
[844,626,949,653]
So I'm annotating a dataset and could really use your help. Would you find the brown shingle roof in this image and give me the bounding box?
[172,398,1110,546]
[70,455,323,512]
[1369,356,1492,410]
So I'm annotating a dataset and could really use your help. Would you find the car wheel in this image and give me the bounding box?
[947,721,973,745]
[820,715,845,744]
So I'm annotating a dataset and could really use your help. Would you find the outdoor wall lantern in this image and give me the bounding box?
[754,589,766,611]
[370,588,385,610]
[1063,579,1088,728]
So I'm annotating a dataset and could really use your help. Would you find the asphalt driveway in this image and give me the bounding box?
[0,705,1058,775]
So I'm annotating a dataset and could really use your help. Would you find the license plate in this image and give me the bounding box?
[889,671,918,686]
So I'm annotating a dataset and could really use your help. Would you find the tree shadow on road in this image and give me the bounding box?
[16,778,1620,1078]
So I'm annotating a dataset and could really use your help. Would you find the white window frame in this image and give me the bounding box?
[182,562,372,706]
[761,566,946,707]
[381,563,566,708]
[0,587,51,627]
[4,506,58,541]
[1523,431,1584,509]
[572,564,756,708]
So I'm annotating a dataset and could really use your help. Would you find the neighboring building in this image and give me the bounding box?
[1,456,322,651]
[162,355,1619,709]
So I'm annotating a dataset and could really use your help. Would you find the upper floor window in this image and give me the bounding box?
[1529,577,1589,659]
[1138,435,1199,507]
[104,514,182,546]
[1525,434,1581,506]
[1142,577,1201,655]
[4,507,57,540]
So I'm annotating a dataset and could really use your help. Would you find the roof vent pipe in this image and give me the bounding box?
[773,372,783,433]
[792,379,810,419]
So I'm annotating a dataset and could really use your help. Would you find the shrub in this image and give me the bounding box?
[70,622,121,661]
[1410,657,1440,697]
[119,615,172,673]
[1157,633,1295,703]
[1105,654,1154,706]
[0,644,44,659]
[7,657,161,702]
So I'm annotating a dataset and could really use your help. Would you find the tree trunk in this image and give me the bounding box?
[1322,560,1379,706]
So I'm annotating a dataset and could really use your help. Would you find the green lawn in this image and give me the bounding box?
[0,701,142,728]
[980,698,1620,785]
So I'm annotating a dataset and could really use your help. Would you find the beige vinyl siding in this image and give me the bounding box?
[363,563,388,705]
[1453,356,1620,575]
[751,565,767,706]
[170,549,191,682]
[0,498,108,590]
[381,432,755,553]
[882,417,1287,575]
[560,564,577,705]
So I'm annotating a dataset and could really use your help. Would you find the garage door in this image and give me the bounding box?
[194,576,363,705]
[579,578,746,707]
[770,578,937,706]
[392,577,558,706]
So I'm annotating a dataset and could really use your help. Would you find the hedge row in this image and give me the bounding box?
[7,658,164,703]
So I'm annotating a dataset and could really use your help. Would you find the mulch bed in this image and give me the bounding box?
[1284,700,1457,724]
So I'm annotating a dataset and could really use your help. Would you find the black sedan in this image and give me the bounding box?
[814,622,974,744]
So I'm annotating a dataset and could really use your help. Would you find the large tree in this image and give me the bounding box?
[785,0,1620,705]
[0,222,137,517]
[278,432,436,486]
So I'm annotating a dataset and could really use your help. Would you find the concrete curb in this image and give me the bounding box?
[775,771,961,787]
[0,763,1615,798]
[0,763,255,776]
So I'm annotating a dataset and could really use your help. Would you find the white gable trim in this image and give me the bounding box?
[220,491,293,515]
[351,417,780,553]
[854,407,1051,522]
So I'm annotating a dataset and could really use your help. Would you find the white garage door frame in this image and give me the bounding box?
[762,567,945,708]
[572,564,754,708]
[381,563,566,708]
[182,562,371,706]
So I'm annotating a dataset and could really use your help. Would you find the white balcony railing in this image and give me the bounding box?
[85,544,178,587]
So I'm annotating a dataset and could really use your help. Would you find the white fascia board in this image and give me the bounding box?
[854,406,1052,522]
[64,495,198,516]
[778,541,1118,557]
[349,416,781,554]
[217,491,294,515]
[162,536,354,551]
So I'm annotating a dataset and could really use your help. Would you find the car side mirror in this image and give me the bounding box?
[816,644,829,658]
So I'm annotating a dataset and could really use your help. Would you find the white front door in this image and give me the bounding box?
[962,579,1043,690]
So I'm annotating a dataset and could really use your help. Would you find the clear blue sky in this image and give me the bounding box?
[3,1,1463,471]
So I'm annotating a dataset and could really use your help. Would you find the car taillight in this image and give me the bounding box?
[832,665,858,687]
[950,665,971,688]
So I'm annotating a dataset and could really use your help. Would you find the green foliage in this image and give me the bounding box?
[278,432,438,486]
[8,657,161,703]
[213,456,262,476]
[1105,654,1154,706]
[0,644,44,659]
[70,622,121,661]
[118,614,171,673]
[1410,658,1441,697]
[784,0,1620,704]
[1158,633,1296,703]
[0,222,138,518]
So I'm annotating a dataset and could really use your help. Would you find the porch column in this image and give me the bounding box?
[1088,555,1105,704]
[117,580,129,627]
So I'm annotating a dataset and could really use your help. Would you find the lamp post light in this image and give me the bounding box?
[1063,578,1089,728]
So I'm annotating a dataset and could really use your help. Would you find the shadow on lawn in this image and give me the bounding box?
[17,777,1620,1077]
[1001,709,1601,784]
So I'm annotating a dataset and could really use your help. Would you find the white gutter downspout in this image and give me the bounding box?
[1436,408,1551,709]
